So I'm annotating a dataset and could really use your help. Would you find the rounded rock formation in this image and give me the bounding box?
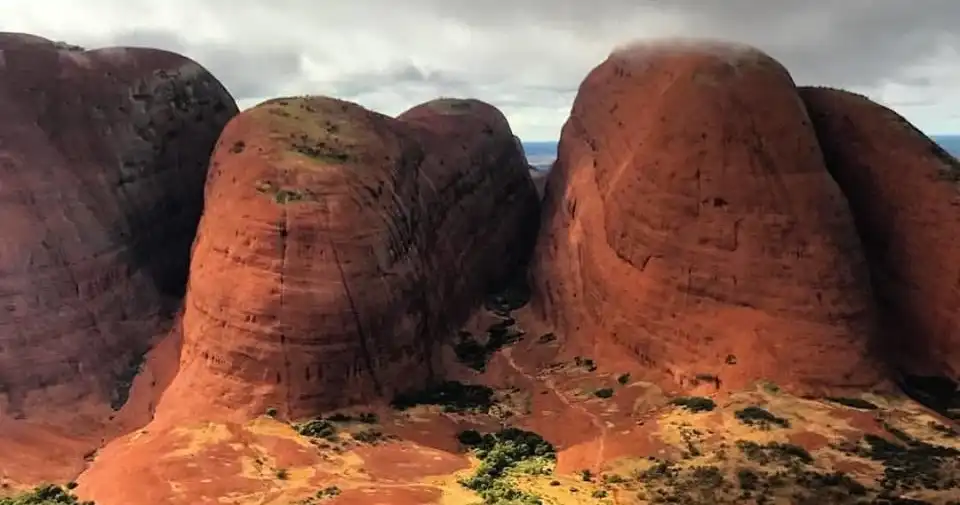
[0,33,237,419]
[801,87,960,381]
[157,96,539,421]
[530,39,888,395]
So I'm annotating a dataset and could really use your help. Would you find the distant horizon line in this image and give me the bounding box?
[522,134,960,144]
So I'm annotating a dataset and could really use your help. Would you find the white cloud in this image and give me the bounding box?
[4,0,959,139]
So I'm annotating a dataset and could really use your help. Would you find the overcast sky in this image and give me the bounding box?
[4,0,959,141]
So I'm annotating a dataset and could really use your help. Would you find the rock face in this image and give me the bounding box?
[530,40,888,395]
[0,33,237,419]
[158,96,539,421]
[801,87,960,380]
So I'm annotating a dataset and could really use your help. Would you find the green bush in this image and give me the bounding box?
[295,419,337,439]
[0,484,95,505]
[734,406,790,429]
[825,397,878,410]
[391,381,494,413]
[670,396,716,413]
[457,428,556,505]
[573,357,597,372]
[593,388,614,399]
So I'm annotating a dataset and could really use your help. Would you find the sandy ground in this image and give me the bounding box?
[2,304,959,505]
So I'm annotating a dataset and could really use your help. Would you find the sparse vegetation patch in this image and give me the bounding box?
[844,426,960,494]
[734,406,790,429]
[391,380,494,413]
[670,396,716,413]
[573,356,597,372]
[294,419,338,440]
[0,484,94,505]
[457,427,556,505]
[825,397,879,410]
[294,486,341,504]
[454,319,523,372]
[110,349,146,410]
[593,388,614,399]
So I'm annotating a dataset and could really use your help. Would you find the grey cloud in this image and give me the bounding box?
[73,28,305,100]
[328,63,473,98]
[16,0,956,137]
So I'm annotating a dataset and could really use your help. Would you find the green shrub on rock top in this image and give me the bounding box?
[0,484,95,505]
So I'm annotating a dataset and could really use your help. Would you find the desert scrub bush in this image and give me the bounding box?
[593,388,614,399]
[758,380,781,394]
[324,412,378,424]
[294,485,342,503]
[484,282,531,313]
[454,321,523,372]
[846,427,960,493]
[351,428,390,444]
[573,356,597,372]
[265,407,278,417]
[601,473,627,484]
[617,373,631,385]
[295,419,337,440]
[457,428,556,504]
[736,440,813,465]
[825,397,878,410]
[734,406,790,429]
[0,484,94,505]
[670,396,716,412]
[110,350,146,410]
[275,468,289,480]
[391,380,494,413]
[537,332,556,344]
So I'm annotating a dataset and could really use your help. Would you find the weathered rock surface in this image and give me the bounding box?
[530,40,888,395]
[157,96,539,421]
[0,33,237,419]
[801,87,960,380]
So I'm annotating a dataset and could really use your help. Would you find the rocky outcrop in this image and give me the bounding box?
[157,96,539,421]
[0,33,237,419]
[801,87,960,380]
[530,40,888,395]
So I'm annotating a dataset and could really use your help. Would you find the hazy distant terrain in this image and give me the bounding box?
[523,136,960,168]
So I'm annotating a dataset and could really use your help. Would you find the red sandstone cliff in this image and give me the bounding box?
[156,96,539,421]
[801,87,960,381]
[530,40,889,395]
[0,33,237,420]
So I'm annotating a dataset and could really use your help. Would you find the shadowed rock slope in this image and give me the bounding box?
[0,33,237,420]
[157,96,540,422]
[530,39,889,396]
[801,87,960,384]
